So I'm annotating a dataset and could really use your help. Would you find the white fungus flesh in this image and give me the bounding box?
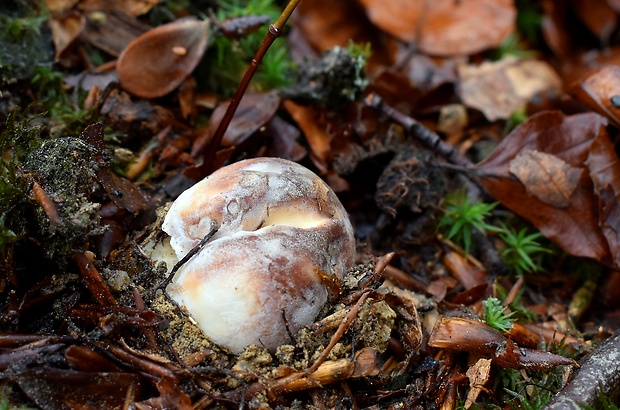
[161,157,355,353]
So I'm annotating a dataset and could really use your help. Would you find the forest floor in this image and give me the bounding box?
[1,0,620,409]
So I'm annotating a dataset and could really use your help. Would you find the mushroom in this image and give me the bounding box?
[158,158,355,353]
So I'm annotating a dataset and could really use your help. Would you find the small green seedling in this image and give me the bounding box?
[438,191,503,254]
[500,228,552,275]
[483,296,515,333]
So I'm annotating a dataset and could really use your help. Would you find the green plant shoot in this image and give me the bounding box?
[438,191,503,254]
[500,228,552,275]
[483,296,515,333]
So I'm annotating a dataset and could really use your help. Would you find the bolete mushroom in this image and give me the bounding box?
[157,157,355,353]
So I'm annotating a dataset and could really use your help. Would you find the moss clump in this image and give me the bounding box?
[23,137,105,259]
[282,45,368,108]
[0,0,53,84]
[0,107,43,254]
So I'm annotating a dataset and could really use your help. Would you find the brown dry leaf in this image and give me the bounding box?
[117,17,210,99]
[82,10,150,58]
[209,92,281,148]
[541,0,571,58]
[283,100,332,173]
[458,57,562,121]
[359,0,515,56]
[586,134,620,267]
[600,187,620,268]
[508,150,582,208]
[293,0,394,72]
[357,0,423,42]
[266,116,306,162]
[190,92,281,160]
[465,358,492,409]
[442,251,486,290]
[43,0,78,12]
[492,338,576,370]
[609,0,620,12]
[585,129,620,201]
[475,111,618,265]
[17,368,142,410]
[569,65,620,128]
[48,10,86,67]
[572,0,618,44]
[78,0,159,16]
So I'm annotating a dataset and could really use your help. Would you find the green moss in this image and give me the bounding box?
[0,0,53,84]
[198,0,292,96]
[0,107,44,254]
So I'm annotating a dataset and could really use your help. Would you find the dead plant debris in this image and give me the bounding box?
[2,0,620,409]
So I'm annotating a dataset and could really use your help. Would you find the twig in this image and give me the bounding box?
[31,181,61,224]
[307,289,371,374]
[364,93,473,168]
[73,251,117,306]
[198,0,302,177]
[155,221,218,291]
[132,288,157,350]
[543,329,620,409]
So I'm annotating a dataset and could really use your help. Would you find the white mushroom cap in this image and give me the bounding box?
[162,158,355,353]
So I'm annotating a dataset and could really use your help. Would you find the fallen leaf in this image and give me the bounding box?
[541,0,571,58]
[82,10,150,58]
[359,0,516,56]
[572,0,618,44]
[600,187,620,268]
[78,0,159,16]
[458,57,562,121]
[492,338,576,370]
[509,150,582,208]
[357,0,423,42]
[443,251,487,290]
[465,358,492,409]
[43,0,78,12]
[17,368,142,410]
[48,10,85,67]
[293,0,394,73]
[209,92,281,148]
[265,116,306,162]
[117,17,210,99]
[569,65,620,128]
[476,111,620,265]
[283,100,332,173]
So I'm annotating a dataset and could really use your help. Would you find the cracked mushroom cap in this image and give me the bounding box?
[162,157,355,353]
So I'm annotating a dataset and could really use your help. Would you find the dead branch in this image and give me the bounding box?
[543,329,620,409]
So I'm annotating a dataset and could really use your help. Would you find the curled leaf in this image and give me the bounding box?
[569,65,620,127]
[117,17,210,99]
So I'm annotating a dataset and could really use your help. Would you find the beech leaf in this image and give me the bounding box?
[117,17,210,99]
[569,65,620,128]
[475,111,617,265]
[358,0,515,56]
[509,150,582,208]
[459,58,562,121]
